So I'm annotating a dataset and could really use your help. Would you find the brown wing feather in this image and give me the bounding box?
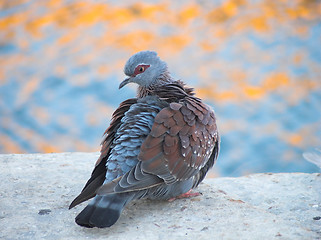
[139,96,219,185]
[69,98,137,209]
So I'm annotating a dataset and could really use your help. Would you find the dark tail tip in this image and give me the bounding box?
[75,204,95,228]
[74,194,128,228]
[75,205,121,228]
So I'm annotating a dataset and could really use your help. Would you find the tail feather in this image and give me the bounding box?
[75,193,135,228]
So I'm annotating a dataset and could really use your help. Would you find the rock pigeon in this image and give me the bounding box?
[69,50,220,228]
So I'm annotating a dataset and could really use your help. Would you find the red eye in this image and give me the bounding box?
[133,64,150,76]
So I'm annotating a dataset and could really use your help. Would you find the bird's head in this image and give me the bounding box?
[119,51,169,89]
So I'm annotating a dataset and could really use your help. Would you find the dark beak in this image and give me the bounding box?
[119,77,132,89]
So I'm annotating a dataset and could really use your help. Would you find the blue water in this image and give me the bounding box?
[0,0,320,176]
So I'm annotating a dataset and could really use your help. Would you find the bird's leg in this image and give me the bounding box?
[168,189,202,202]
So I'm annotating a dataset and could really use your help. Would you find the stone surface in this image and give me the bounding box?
[0,152,320,240]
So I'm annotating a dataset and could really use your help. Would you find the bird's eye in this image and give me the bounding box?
[133,64,150,76]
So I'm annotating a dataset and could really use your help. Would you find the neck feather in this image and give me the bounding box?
[137,71,173,98]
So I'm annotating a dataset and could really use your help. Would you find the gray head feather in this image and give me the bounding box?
[120,51,168,89]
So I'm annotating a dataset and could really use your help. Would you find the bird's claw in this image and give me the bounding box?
[168,189,202,202]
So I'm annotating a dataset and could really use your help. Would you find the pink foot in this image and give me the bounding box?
[168,189,202,202]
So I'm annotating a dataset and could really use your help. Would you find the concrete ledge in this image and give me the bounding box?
[0,152,320,239]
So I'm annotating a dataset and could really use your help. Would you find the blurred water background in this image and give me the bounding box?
[0,0,320,177]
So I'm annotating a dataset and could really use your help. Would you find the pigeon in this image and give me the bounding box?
[69,50,220,228]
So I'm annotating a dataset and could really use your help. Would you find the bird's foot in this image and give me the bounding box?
[168,189,202,202]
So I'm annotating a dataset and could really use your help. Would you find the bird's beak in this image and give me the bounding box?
[119,77,132,89]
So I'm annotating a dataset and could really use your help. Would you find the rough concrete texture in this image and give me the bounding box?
[0,152,320,240]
